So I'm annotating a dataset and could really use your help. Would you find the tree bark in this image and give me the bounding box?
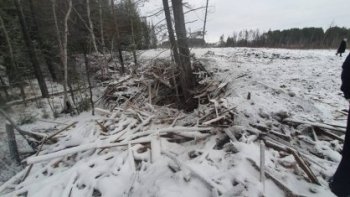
[128,0,138,69]
[111,0,125,74]
[13,0,49,98]
[162,0,180,66]
[0,16,12,101]
[83,52,95,115]
[6,124,21,164]
[98,0,105,52]
[63,0,73,111]
[171,0,195,109]
[162,0,181,104]
[0,76,9,100]
[28,0,58,81]
[86,0,99,53]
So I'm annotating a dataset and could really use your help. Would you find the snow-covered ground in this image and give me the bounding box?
[1,48,348,197]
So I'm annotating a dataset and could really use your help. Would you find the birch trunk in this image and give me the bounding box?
[63,0,73,110]
[86,0,99,53]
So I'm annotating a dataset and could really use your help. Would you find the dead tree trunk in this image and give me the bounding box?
[111,0,125,74]
[171,0,196,109]
[162,0,181,66]
[162,0,181,104]
[28,0,58,81]
[13,0,49,98]
[202,0,209,41]
[86,0,99,53]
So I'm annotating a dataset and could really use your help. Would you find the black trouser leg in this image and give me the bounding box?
[330,107,350,196]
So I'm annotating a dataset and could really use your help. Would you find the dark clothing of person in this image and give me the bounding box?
[330,53,350,197]
[341,54,350,100]
[337,41,347,56]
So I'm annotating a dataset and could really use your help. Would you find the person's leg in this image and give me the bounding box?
[330,107,350,196]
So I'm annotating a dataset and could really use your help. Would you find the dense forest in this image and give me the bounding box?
[221,26,350,49]
[0,0,157,105]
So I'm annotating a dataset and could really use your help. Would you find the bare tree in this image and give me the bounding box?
[83,52,95,116]
[28,0,58,81]
[13,0,49,98]
[127,0,138,69]
[171,0,195,108]
[51,0,73,111]
[62,0,73,111]
[86,0,99,53]
[0,14,24,102]
[98,0,105,52]
[111,0,125,74]
[202,0,209,41]
[162,0,180,66]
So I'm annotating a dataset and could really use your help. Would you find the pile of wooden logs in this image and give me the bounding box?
[101,58,228,109]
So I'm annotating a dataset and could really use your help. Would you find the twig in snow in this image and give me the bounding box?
[248,158,306,197]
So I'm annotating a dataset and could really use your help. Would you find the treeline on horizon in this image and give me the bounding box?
[219,26,350,49]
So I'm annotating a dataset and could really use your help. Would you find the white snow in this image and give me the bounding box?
[1,47,348,197]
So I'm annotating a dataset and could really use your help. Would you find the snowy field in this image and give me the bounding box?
[0,48,348,197]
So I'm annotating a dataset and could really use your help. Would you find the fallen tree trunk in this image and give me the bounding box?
[0,109,46,140]
[284,118,346,133]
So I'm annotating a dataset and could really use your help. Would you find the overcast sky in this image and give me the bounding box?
[140,0,350,43]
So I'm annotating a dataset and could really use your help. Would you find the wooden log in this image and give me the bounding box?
[0,167,28,194]
[162,151,223,194]
[202,115,225,125]
[151,135,161,163]
[311,127,318,142]
[151,72,173,89]
[287,148,320,185]
[21,136,47,182]
[46,121,78,140]
[6,124,20,164]
[0,109,46,140]
[126,126,212,141]
[313,127,344,142]
[224,129,238,142]
[95,108,112,115]
[26,137,152,164]
[248,158,306,197]
[260,140,265,186]
[284,118,346,133]
[265,138,320,185]
[128,142,136,172]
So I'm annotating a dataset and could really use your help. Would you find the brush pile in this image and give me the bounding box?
[0,58,238,197]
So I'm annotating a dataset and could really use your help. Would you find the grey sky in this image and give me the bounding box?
[140,0,350,43]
